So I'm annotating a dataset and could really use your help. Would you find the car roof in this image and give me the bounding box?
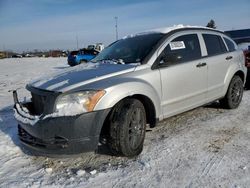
[146,24,221,34]
[124,24,224,39]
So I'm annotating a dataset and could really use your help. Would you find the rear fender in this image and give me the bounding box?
[223,63,246,96]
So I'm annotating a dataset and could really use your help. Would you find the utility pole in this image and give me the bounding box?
[114,16,118,41]
[3,44,8,58]
[76,35,79,50]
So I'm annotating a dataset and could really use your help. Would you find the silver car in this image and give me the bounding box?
[14,25,247,157]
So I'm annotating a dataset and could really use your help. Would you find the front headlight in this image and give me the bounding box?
[55,90,105,115]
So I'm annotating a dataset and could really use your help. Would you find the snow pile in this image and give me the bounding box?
[13,103,40,126]
[76,170,86,177]
[140,24,187,35]
[45,168,53,174]
[14,100,87,123]
[98,59,141,66]
[90,170,97,175]
[99,59,125,64]
[0,57,250,188]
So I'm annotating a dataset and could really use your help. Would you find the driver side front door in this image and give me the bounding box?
[158,33,207,118]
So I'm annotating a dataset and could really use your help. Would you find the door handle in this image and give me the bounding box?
[196,62,207,68]
[226,56,233,60]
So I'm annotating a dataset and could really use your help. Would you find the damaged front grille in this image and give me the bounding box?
[18,125,69,149]
[26,85,58,115]
[18,125,46,148]
[31,93,46,115]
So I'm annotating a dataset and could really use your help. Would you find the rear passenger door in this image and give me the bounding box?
[201,33,230,101]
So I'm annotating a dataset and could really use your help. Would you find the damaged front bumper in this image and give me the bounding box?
[13,91,110,156]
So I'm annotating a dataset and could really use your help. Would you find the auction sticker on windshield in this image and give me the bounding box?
[170,41,185,50]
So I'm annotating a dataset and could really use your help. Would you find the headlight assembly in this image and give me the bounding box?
[55,90,106,115]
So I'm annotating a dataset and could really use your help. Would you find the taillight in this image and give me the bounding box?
[244,50,250,68]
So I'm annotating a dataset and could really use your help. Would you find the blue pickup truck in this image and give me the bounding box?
[67,48,99,66]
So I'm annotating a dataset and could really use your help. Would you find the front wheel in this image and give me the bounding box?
[108,99,146,157]
[220,75,244,109]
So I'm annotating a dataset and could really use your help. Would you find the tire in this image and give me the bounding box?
[220,75,244,109]
[108,99,146,157]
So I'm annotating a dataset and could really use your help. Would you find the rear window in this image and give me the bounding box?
[223,37,236,52]
[79,49,98,55]
[203,34,227,56]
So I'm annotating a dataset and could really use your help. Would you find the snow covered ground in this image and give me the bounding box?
[0,57,249,188]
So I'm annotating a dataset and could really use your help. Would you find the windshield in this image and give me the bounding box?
[79,49,98,55]
[92,33,164,64]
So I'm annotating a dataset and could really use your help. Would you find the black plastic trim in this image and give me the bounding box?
[14,101,111,155]
[149,27,230,70]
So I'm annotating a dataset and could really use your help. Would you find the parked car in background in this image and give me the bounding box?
[13,25,247,157]
[68,43,104,66]
[11,54,23,58]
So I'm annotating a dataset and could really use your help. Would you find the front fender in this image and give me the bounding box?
[94,77,162,119]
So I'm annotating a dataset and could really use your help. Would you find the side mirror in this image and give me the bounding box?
[159,52,182,65]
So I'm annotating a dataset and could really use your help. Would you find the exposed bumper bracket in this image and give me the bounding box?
[13,90,19,104]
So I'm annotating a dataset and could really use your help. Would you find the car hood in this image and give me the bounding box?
[29,62,137,92]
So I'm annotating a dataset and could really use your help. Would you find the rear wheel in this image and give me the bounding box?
[108,99,146,157]
[220,75,243,109]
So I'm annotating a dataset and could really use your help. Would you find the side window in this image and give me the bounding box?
[160,34,201,65]
[223,37,236,52]
[203,34,227,56]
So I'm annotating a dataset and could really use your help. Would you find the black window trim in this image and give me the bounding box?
[152,33,202,69]
[223,36,236,52]
[150,27,228,70]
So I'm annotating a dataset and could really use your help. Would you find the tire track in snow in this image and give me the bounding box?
[186,154,226,188]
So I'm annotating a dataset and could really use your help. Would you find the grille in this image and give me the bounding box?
[18,125,69,149]
[18,125,46,148]
[31,93,46,115]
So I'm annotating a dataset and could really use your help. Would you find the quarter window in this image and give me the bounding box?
[160,34,201,65]
[203,34,227,56]
[223,37,236,52]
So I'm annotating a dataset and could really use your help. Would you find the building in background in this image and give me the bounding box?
[225,29,250,50]
[225,29,250,89]
[0,51,6,59]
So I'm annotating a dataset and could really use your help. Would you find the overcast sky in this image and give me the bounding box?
[0,0,249,52]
